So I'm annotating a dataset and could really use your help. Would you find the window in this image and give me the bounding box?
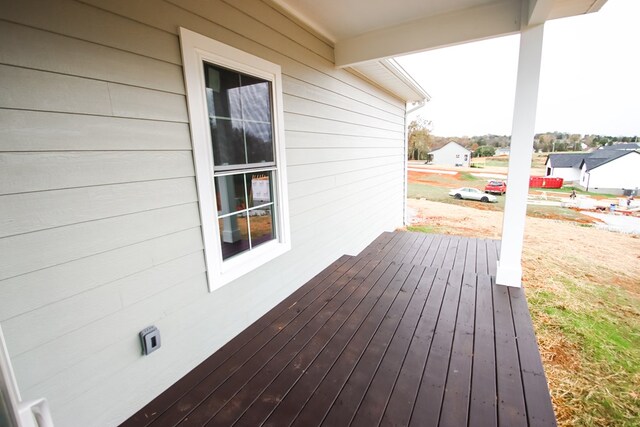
[180,28,290,291]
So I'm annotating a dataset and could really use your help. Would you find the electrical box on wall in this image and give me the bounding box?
[139,326,161,355]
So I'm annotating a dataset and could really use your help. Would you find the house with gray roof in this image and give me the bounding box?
[546,149,640,194]
[579,150,640,194]
[545,153,587,182]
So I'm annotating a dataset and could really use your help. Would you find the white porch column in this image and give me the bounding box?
[496,23,545,287]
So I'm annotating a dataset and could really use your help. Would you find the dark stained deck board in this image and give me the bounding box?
[390,232,421,264]
[409,265,465,426]
[469,274,498,427]
[379,267,449,426]
[464,237,477,273]
[203,260,396,426]
[291,263,419,427]
[439,272,477,426]
[416,233,442,266]
[233,261,404,427]
[509,287,557,427]
[406,232,436,265]
[493,280,528,426]
[398,232,429,265]
[476,238,489,275]
[318,264,426,427]
[123,231,555,427]
[452,237,469,272]
[349,267,438,427]
[441,235,460,270]
[429,233,451,268]
[260,262,409,427]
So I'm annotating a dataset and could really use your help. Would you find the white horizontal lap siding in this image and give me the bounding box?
[0,1,406,426]
[589,153,640,189]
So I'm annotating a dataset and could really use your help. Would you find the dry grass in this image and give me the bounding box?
[408,199,640,425]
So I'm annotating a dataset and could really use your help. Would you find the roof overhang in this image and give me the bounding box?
[269,0,607,103]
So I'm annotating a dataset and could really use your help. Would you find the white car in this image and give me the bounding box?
[448,187,498,203]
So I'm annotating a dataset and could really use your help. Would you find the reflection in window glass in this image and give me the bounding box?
[240,75,272,123]
[204,63,275,169]
[205,66,242,120]
[249,205,274,249]
[215,174,246,215]
[210,118,245,166]
[218,213,249,260]
[245,121,274,164]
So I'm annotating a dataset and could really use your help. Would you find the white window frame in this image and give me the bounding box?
[179,28,291,291]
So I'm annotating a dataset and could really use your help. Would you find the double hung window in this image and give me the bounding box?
[180,29,290,290]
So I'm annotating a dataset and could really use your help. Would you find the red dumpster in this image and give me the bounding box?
[529,176,563,189]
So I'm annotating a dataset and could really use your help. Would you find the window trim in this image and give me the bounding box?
[179,28,291,291]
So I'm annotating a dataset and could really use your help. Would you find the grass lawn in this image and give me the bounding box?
[527,278,640,426]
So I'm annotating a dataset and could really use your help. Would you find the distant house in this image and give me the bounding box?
[545,153,587,182]
[579,150,640,194]
[546,149,640,194]
[429,141,471,167]
[495,147,510,156]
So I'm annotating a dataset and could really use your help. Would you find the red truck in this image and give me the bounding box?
[484,180,507,195]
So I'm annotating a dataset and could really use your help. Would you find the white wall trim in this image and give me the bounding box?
[179,28,291,292]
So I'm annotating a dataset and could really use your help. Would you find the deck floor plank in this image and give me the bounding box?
[407,233,435,265]
[206,260,395,426]
[409,266,465,426]
[349,267,438,426]
[259,261,407,427]
[417,234,442,266]
[317,264,424,427]
[124,232,554,427]
[380,267,449,426]
[439,272,477,427]
[441,235,460,270]
[465,237,478,273]
[476,238,489,275]
[232,260,400,427]
[469,274,498,427]
[493,280,528,426]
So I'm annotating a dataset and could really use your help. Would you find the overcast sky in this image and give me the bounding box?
[396,0,640,137]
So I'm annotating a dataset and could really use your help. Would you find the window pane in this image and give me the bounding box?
[215,174,246,215]
[240,75,272,123]
[218,213,249,260]
[249,205,274,248]
[245,122,274,164]
[210,118,245,166]
[204,64,242,120]
[246,171,273,207]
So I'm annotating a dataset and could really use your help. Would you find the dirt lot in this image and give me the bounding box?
[407,198,640,425]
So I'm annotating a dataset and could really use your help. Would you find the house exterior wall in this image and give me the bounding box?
[579,152,640,194]
[0,1,406,425]
[548,166,581,182]
[430,143,471,167]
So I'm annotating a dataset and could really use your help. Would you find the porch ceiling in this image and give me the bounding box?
[271,0,607,67]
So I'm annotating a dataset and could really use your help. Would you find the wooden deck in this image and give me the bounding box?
[122,231,556,427]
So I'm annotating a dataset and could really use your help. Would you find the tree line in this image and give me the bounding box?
[407,117,638,159]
